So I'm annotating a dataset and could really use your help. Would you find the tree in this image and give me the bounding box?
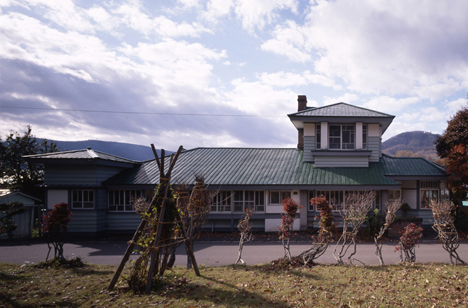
[333,191,376,265]
[42,202,72,261]
[435,103,468,195]
[0,125,59,197]
[429,199,465,265]
[235,207,254,265]
[0,201,25,240]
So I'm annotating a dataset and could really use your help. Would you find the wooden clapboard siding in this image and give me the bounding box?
[68,210,107,234]
[45,165,125,186]
[314,155,369,167]
[368,136,381,162]
[303,136,316,162]
[107,212,142,231]
[96,189,108,211]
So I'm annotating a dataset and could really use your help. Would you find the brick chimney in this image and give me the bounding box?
[297,129,304,150]
[297,95,307,112]
[297,95,307,149]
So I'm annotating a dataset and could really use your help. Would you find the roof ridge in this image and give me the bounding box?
[185,147,298,150]
[288,102,395,117]
[23,148,87,158]
[90,149,137,162]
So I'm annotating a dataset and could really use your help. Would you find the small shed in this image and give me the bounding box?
[0,190,42,239]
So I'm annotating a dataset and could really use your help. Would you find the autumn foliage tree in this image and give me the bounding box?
[278,197,301,260]
[435,103,468,196]
[435,102,468,232]
[42,202,72,261]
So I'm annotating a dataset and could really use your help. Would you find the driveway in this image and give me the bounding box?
[1,238,467,266]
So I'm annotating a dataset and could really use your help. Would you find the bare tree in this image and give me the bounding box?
[429,199,466,265]
[295,197,337,265]
[278,197,301,260]
[235,208,254,265]
[176,177,215,274]
[374,199,402,265]
[396,223,423,262]
[333,191,376,265]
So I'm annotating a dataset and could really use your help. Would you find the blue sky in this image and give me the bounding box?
[1,0,467,151]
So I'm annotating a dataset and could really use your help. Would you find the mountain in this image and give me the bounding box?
[38,131,439,161]
[39,139,168,161]
[382,131,441,159]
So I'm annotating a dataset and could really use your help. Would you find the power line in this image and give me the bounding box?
[0,105,286,118]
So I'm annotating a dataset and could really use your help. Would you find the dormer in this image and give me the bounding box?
[288,95,395,167]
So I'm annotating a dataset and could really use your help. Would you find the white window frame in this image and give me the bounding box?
[362,124,368,150]
[420,181,439,210]
[269,191,292,205]
[388,189,401,201]
[108,189,142,212]
[72,190,94,209]
[316,124,321,149]
[309,190,380,211]
[329,124,355,150]
[211,191,232,212]
[211,190,265,213]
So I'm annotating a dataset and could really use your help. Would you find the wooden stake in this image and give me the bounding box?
[108,146,183,291]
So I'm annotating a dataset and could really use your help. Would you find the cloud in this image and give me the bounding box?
[257,70,340,90]
[322,93,359,106]
[363,96,420,114]
[263,0,468,101]
[203,0,298,32]
[261,20,311,62]
[113,2,212,38]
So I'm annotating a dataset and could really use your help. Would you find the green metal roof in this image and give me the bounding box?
[289,102,394,118]
[104,148,446,187]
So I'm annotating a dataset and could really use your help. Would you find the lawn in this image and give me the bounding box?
[1,260,467,307]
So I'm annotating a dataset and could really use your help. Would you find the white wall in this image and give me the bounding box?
[47,190,68,209]
[304,123,315,136]
[265,218,300,232]
[356,122,363,149]
[368,124,380,137]
[402,190,417,209]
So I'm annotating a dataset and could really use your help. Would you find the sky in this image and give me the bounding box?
[1,0,468,151]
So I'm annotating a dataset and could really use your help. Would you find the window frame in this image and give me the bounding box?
[388,189,401,201]
[309,190,380,211]
[211,190,265,213]
[420,181,439,209]
[72,189,95,209]
[328,124,356,150]
[108,189,143,212]
[269,191,292,206]
[316,124,321,149]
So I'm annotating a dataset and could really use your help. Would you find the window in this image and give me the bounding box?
[329,125,355,150]
[388,190,401,201]
[421,181,439,209]
[421,181,438,189]
[317,190,343,211]
[269,191,291,205]
[211,191,231,212]
[316,124,321,149]
[108,190,142,212]
[212,190,264,213]
[72,190,94,209]
[255,191,265,212]
[362,124,367,150]
[310,190,379,211]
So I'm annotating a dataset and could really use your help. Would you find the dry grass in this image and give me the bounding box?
[1,260,468,307]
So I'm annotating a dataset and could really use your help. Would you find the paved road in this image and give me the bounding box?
[1,239,467,266]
